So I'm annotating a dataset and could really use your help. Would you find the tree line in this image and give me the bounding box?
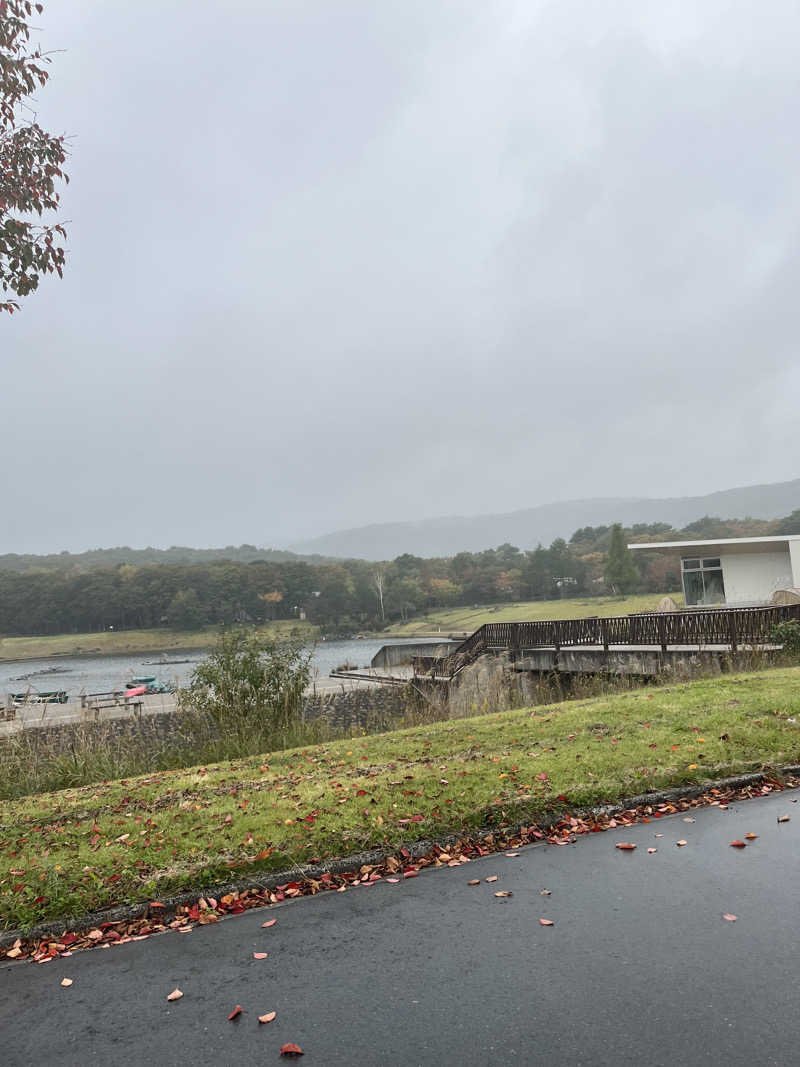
[1,510,797,637]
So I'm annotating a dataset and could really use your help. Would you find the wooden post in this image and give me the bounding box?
[729,613,738,653]
[510,624,521,664]
[658,615,667,654]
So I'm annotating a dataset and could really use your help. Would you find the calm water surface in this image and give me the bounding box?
[0,637,437,696]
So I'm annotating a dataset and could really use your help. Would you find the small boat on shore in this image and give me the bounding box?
[11,690,68,705]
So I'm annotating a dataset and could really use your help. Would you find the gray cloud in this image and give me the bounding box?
[4,0,800,553]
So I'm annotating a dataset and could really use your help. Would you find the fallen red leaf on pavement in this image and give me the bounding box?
[386,877,400,883]
[253,952,268,960]
[647,848,657,854]
[60,978,73,988]
[504,852,520,857]
[615,843,636,850]
[539,919,554,926]
[228,1005,242,1021]
[743,833,758,840]
[467,879,480,886]
[730,840,747,849]
[261,919,277,928]
[777,815,791,823]
[258,1011,277,1024]
[280,1043,304,1056]
[540,888,551,895]
[494,891,513,898]
[676,840,687,847]
[723,914,737,922]
[486,875,498,882]
[166,988,183,1001]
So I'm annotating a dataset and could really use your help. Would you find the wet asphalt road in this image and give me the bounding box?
[1,789,799,1066]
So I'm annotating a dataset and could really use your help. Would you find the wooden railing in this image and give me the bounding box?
[414,602,800,680]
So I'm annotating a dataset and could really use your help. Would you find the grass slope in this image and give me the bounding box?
[385,592,683,635]
[0,622,316,663]
[2,667,798,929]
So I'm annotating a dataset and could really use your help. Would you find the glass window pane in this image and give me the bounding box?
[702,558,721,569]
[683,559,700,570]
[683,569,704,605]
[702,569,725,604]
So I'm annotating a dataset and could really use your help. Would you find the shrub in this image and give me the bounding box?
[178,628,312,747]
[770,621,800,655]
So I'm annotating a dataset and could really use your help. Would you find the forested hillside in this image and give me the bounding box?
[2,511,798,637]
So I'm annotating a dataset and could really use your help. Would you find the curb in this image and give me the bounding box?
[2,764,799,952]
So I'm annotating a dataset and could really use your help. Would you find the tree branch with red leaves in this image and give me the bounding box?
[0,0,68,313]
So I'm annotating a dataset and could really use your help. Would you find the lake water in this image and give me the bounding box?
[0,637,437,697]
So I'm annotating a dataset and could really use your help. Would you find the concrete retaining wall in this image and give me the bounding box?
[371,641,459,669]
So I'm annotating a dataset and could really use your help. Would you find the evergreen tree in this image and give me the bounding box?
[604,524,639,595]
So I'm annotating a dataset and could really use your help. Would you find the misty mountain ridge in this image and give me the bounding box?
[289,478,800,560]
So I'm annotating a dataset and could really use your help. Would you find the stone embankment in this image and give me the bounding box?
[0,683,421,760]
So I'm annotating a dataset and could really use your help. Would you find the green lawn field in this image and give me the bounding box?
[385,592,683,635]
[2,664,796,930]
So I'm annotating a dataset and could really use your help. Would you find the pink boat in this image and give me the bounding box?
[125,685,147,699]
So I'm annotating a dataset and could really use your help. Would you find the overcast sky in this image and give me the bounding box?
[4,0,800,554]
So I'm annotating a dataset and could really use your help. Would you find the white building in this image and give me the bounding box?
[629,535,800,607]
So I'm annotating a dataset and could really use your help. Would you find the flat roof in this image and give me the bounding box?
[629,535,800,555]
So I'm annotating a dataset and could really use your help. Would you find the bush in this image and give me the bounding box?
[770,621,800,655]
[178,628,312,748]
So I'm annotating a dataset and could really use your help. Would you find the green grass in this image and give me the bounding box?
[0,622,317,663]
[385,592,683,635]
[2,666,798,930]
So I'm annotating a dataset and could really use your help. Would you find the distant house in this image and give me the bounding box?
[629,535,800,607]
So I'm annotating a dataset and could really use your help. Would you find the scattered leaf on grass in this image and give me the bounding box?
[253,952,268,960]
[280,1043,304,1056]
[494,891,513,898]
[486,876,498,883]
[539,919,554,926]
[676,840,687,847]
[777,815,791,823]
[228,1005,242,1021]
[723,914,737,922]
[467,879,480,886]
[261,919,277,929]
[615,843,636,851]
[258,1012,277,1024]
[730,840,747,849]
[166,988,183,1001]
[60,978,73,988]
[744,833,758,840]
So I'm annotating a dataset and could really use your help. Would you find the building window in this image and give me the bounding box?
[682,557,725,605]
